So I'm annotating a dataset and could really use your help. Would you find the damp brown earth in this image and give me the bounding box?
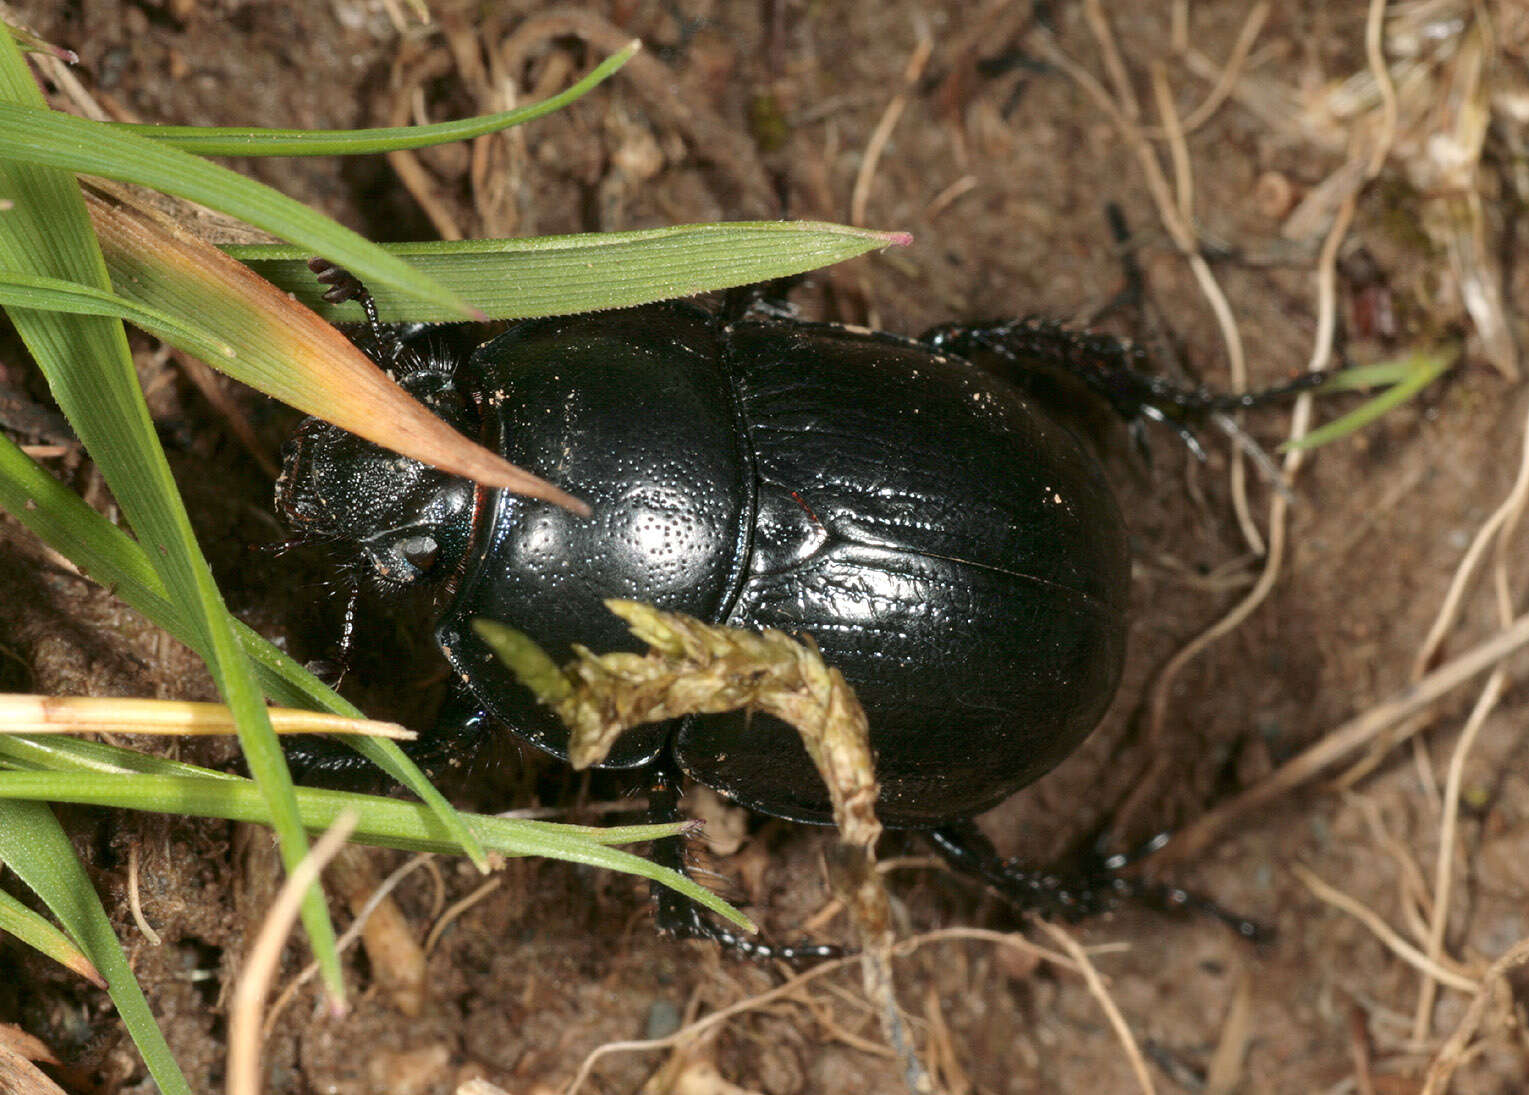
[3,2,1527,1093]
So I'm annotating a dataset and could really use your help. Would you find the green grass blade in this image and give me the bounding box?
[0,800,190,1095]
[0,32,342,999]
[1284,348,1456,452]
[227,221,914,322]
[0,431,487,865]
[0,733,244,777]
[0,771,751,929]
[0,102,474,317]
[116,42,638,156]
[0,271,235,358]
[0,885,103,986]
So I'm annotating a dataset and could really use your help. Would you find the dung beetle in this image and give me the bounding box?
[279,272,1314,956]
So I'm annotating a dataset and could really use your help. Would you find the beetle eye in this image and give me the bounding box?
[399,536,439,573]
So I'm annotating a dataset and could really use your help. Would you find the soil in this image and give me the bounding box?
[3,1,1528,1093]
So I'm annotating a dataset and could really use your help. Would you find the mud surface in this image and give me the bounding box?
[4,2,1528,1093]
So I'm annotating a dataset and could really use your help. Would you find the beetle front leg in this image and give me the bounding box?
[926,820,1272,942]
[647,766,845,964]
[286,682,498,785]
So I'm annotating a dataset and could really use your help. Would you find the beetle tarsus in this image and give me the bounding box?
[648,766,848,964]
[926,820,1273,942]
[655,890,847,964]
[306,258,402,364]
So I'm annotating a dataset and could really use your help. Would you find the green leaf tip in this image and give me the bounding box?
[471,619,573,704]
[1284,346,1456,452]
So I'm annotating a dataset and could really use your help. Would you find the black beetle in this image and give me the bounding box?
[279,281,1301,955]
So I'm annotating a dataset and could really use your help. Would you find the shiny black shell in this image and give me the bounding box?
[435,303,1130,828]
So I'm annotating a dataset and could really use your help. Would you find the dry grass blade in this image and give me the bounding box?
[229,812,358,1095]
[0,693,412,739]
[88,196,590,513]
[1204,972,1253,1095]
[0,1043,66,1095]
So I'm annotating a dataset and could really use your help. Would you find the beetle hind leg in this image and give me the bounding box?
[648,766,846,964]
[920,318,1328,457]
[926,820,1272,943]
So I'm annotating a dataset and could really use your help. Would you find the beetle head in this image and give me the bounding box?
[276,374,475,589]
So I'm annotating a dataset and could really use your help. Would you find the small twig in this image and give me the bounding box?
[1204,971,1253,1095]
[424,877,502,957]
[1035,920,1155,1095]
[1363,0,1398,179]
[1292,865,1478,994]
[1082,0,1140,122]
[924,175,978,220]
[1150,63,1193,232]
[850,32,934,227]
[1146,3,1270,136]
[1414,668,1505,1043]
[923,984,973,1095]
[1349,1004,1378,1095]
[1153,610,1529,864]
[1411,402,1529,680]
[1420,935,1529,1095]
[126,842,162,947]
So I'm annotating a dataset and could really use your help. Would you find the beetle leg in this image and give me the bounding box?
[719,277,804,323]
[647,766,846,964]
[920,318,1329,456]
[926,820,1273,943]
[307,258,408,366]
[284,683,497,785]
